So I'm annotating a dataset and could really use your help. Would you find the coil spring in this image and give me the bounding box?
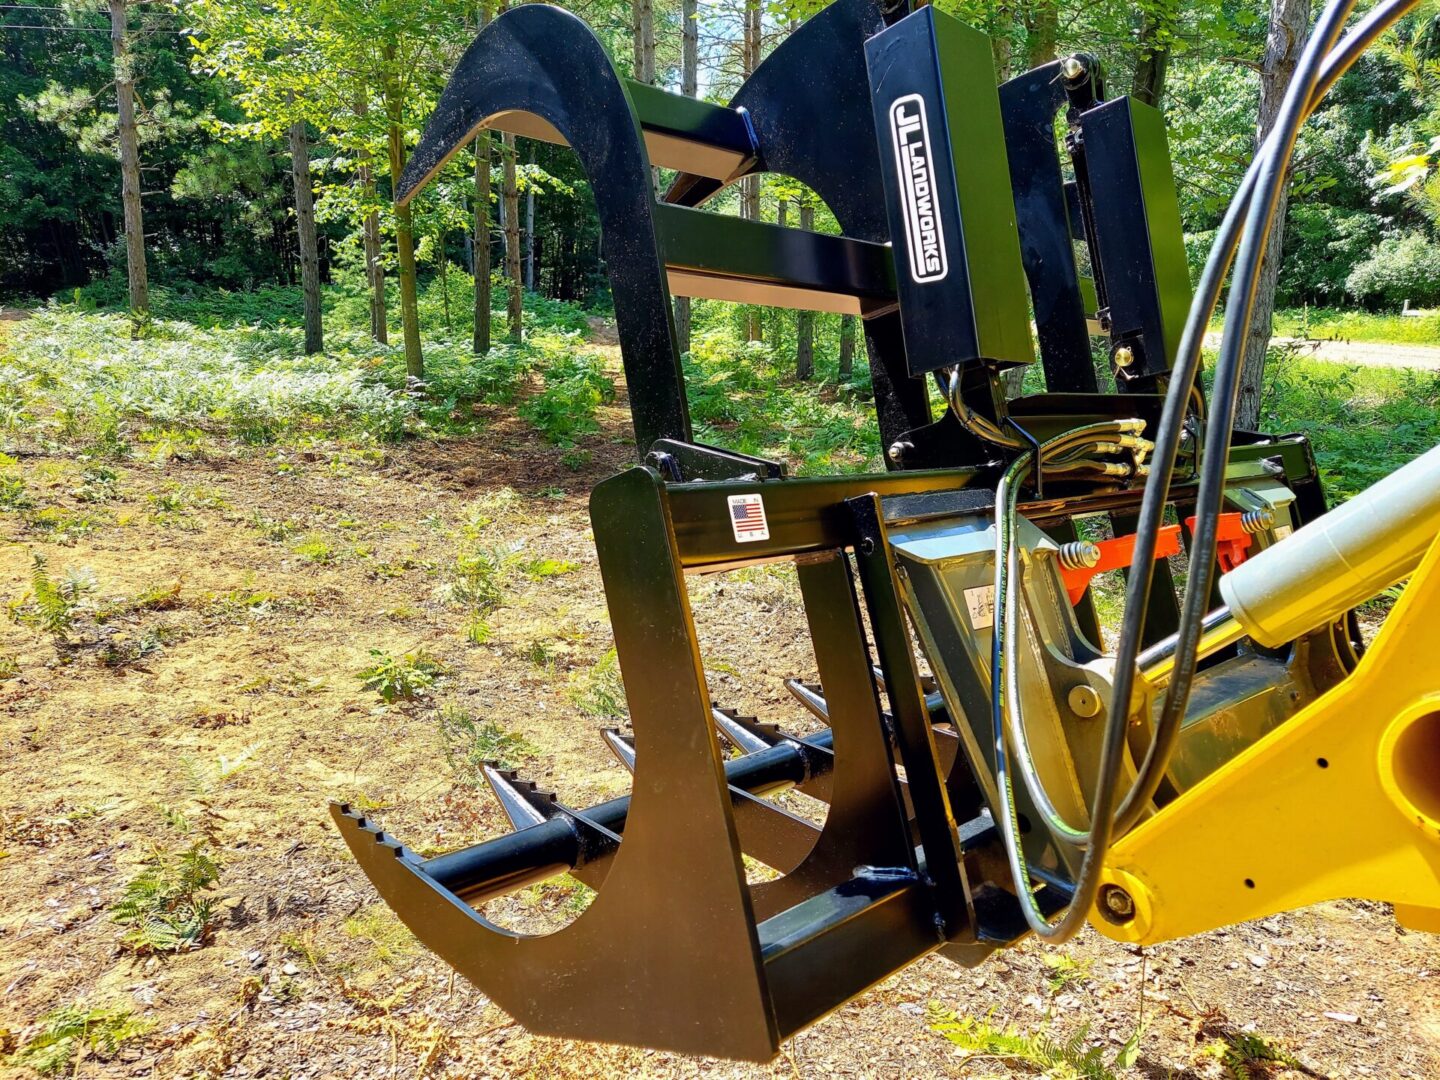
[1057,540,1102,570]
[1240,506,1276,534]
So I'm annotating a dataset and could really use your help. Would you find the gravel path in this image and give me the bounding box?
[1205,331,1440,369]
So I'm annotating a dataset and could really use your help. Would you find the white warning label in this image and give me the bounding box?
[963,584,996,630]
[727,493,770,543]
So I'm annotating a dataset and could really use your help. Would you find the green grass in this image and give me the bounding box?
[1214,306,1440,345]
[1257,352,1440,499]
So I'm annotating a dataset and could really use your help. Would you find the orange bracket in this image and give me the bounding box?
[1184,512,1256,574]
[1061,524,1182,605]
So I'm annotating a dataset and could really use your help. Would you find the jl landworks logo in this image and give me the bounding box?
[888,93,948,284]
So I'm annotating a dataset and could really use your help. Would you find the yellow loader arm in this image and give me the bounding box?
[1098,533,1440,944]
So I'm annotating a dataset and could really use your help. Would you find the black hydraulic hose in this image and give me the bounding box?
[1147,0,1361,821]
[991,0,1422,941]
[1104,0,1421,840]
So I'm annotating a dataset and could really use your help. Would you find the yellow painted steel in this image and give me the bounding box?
[1093,533,1440,945]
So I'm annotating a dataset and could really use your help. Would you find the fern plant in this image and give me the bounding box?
[8,553,95,640]
[7,1003,152,1076]
[1208,1029,1306,1079]
[929,1004,1141,1080]
[110,843,222,954]
[437,703,536,781]
[357,649,445,703]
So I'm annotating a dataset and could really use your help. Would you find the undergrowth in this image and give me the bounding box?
[929,1003,1142,1080]
[1256,351,1440,499]
[110,843,222,954]
[437,703,537,780]
[357,649,446,703]
[8,553,95,641]
[6,1003,153,1076]
[568,647,627,721]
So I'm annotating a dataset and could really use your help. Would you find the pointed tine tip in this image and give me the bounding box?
[710,705,775,755]
[785,678,829,721]
[481,763,556,831]
[601,727,637,772]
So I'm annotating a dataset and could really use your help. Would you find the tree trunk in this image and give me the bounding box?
[1236,0,1312,431]
[991,2,1013,79]
[796,203,815,379]
[383,48,423,379]
[108,0,148,329]
[524,143,536,291]
[356,99,386,344]
[1132,4,1175,108]
[741,0,762,342]
[839,314,856,379]
[288,119,323,353]
[632,0,655,84]
[1024,0,1058,69]
[502,131,523,343]
[672,0,699,356]
[473,2,494,354]
[473,133,492,353]
[440,229,451,329]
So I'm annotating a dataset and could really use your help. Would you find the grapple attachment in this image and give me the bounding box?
[331,0,1440,1062]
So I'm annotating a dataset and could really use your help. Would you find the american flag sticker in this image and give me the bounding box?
[727,493,770,543]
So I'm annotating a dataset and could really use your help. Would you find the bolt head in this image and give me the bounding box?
[1060,54,1086,80]
[1113,345,1135,369]
[1100,884,1136,924]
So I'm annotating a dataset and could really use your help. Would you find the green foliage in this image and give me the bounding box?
[1259,354,1440,498]
[443,548,510,613]
[110,843,223,954]
[1277,205,1383,306]
[357,649,445,703]
[4,307,411,445]
[1042,953,1093,994]
[436,703,536,781]
[929,1004,1141,1080]
[683,324,880,474]
[1201,1025,1304,1079]
[7,1003,153,1076]
[0,454,34,510]
[1345,231,1440,308]
[518,340,616,446]
[9,554,95,640]
[568,648,627,721]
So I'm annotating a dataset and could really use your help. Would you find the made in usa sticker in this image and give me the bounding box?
[727,493,770,543]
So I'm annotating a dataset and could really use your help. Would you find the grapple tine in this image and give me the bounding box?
[601,727,637,771]
[481,762,561,831]
[480,762,621,891]
[710,705,792,755]
[786,679,830,722]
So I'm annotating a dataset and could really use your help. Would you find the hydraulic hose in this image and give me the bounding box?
[988,0,1422,939]
[1104,0,1420,841]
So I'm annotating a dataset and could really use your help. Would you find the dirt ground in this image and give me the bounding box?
[1,351,1438,1078]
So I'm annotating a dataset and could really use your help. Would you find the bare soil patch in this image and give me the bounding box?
[0,395,1436,1077]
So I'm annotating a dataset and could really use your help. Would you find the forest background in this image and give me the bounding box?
[3,0,1440,444]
